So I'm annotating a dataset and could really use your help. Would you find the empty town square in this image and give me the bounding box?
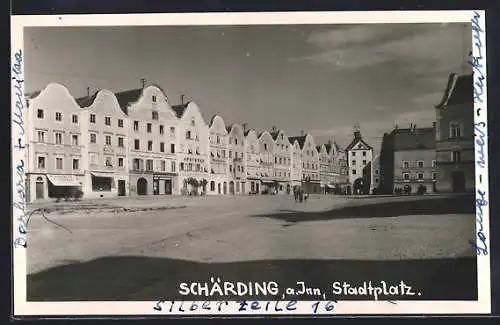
[27,193,477,301]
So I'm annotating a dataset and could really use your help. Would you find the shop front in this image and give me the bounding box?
[152,172,177,195]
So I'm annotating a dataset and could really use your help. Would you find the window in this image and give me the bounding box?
[37,130,45,143]
[229,151,232,158]
[237,166,241,172]
[180,162,185,171]
[151,111,159,120]
[235,139,238,145]
[449,121,462,138]
[148,140,153,151]
[362,160,367,165]
[90,114,96,123]
[118,157,124,167]
[403,173,410,180]
[186,130,191,139]
[134,139,140,150]
[161,160,166,171]
[171,161,176,172]
[264,143,268,151]
[55,132,63,144]
[229,165,233,172]
[216,136,220,144]
[170,127,175,136]
[417,173,424,180]
[118,119,123,127]
[55,112,62,121]
[152,95,157,102]
[351,160,356,166]
[222,150,225,158]
[72,158,79,170]
[196,164,201,172]
[105,135,111,145]
[403,161,409,168]
[90,133,97,143]
[417,161,424,168]
[432,160,436,168]
[118,137,124,147]
[37,156,46,169]
[275,157,277,163]
[452,150,461,163]
[211,181,215,191]
[105,156,112,167]
[147,123,152,133]
[241,166,244,173]
[160,142,165,152]
[146,159,153,171]
[363,151,366,156]
[191,118,195,126]
[432,172,437,180]
[55,157,63,170]
[90,153,97,165]
[188,163,193,171]
[37,109,44,119]
[105,117,111,125]
[159,125,164,134]
[352,169,356,175]
[171,144,175,154]
[134,121,139,131]
[72,134,79,145]
[72,114,78,123]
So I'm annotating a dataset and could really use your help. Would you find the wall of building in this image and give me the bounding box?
[435,101,475,192]
[393,149,437,194]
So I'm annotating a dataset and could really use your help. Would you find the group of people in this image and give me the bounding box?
[293,186,309,203]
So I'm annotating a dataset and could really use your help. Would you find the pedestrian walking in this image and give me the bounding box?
[304,191,309,203]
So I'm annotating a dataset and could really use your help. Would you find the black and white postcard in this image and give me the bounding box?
[11,10,490,316]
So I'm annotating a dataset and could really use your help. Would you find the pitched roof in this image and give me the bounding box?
[114,88,143,114]
[392,127,435,150]
[171,102,189,118]
[288,135,306,149]
[325,143,332,154]
[270,130,280,140]
[436,73,473,108]
[75,91,100,108]
[345,136,372,151]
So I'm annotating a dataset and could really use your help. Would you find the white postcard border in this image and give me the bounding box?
[11,10,490,316]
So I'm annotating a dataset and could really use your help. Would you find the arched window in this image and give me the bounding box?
[210,181,215,191]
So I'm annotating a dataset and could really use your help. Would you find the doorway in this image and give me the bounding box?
[118,180,126,196]
[165,179,172,195]
[451,170,466,193]
[137,178,148,195]
[36,177,44,199]
[153,179,159,195]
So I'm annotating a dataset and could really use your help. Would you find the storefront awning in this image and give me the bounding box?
[47,174,81,187]
[91,171,115,178]
[327,184,336,189]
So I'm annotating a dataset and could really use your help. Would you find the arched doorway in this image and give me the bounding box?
[36,176,44,199]
[229,181,235,195]
[137,178,148,195]
[223,182,227,195]
[353,178,364,195]
[210,181,215,192]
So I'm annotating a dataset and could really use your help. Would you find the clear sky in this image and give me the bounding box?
[25,23,471,153]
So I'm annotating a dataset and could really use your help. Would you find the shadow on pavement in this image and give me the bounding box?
[28,256,477,301]
[252,194,475,223]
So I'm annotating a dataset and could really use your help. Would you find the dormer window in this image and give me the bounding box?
[152,95,157,102]
[191,118,195,126]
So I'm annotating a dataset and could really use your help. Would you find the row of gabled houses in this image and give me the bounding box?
[24,82,355,202]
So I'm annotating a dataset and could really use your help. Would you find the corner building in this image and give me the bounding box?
[25,83,85,202]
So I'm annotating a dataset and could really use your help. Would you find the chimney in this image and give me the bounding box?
[140,78,147,88]
[300,130,305,136]
[86,86,90,97]
[272,125,277,133]
[181,94,186,105]
[327,139,332,146]
[243,123,247,132]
